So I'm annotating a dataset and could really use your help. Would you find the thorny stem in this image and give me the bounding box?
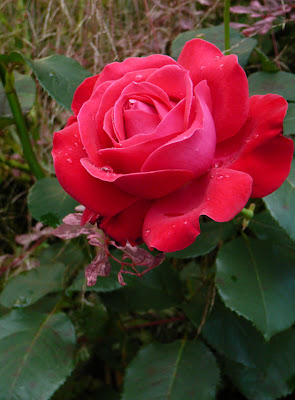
[224,0,231,55]
[0,67,45,179]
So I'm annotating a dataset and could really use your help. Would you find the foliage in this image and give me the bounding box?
[0,1,295,400]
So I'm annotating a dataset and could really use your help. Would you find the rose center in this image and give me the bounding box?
[123,98,161,139]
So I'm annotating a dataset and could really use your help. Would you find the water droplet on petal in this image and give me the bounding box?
[200,66,206,71]
[67,158,72,164]
[74,142,79,147]
[219,64,224,70]
[135,74,143,81]
[184,221,188,225]
[101,166,113,173]
[206,197,210,201]
[254,134,259,139]
[214,55,221,60]
[225,174,230,178]
[144,229,151,236]
[172,225,176,229]
[217,175,224,180]
[214,162,220,168]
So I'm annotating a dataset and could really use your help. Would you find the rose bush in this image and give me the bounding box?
[52,39,293,252]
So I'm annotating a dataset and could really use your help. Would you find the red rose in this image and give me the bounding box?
[52,39,293,252]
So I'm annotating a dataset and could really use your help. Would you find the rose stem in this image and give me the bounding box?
[0,65,45,179]
[224,0,231,55]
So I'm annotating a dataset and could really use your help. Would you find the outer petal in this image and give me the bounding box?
[93,54,178,89]
[78,81,113,165]
[143,168,253,252]
[215,95,294,197]
[72,75,99,115]
[52,122,136,216]
[177,39,249,142]
[81,157,193,199]
[100,199,152,246]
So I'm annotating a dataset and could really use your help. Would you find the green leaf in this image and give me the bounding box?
[284,103,295,135]
[101,261,183,311]
[167,220,236,259]
[28,177,78,227]
[39,242,86,270]
[263,162,295,242]
[0,310,76,400]
[0,116,14,129]
[248,71,295,100]
[0,263,66,308]
[171,25,257,67]
[225,329,295,400]
[216,236,295,339]
[249,211,295,249]
[254,48,278,72]
[23,54,91,109]
[202,300,270,368]
[0,71,36,117]
[122,339,220,400]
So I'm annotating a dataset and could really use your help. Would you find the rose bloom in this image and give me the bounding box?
[52,39,293,252]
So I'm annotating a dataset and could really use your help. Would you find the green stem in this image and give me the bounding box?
[2,69,45,179]
[224,0,231,55]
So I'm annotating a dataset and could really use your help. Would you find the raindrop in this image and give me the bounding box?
[200,66,206,71]
[172,225,176,229]
[49,72,54,77]
[206,197,210,201]
[67,158,72,164]
[214,55,221,60]
[254,134,259,138]
[214,162,220,168]
[144,229,151,236]
[135,74,143,81]
[184,221,188,225]
[101,166,113,173]
[217,175,224,180]
[74,142,79,147]
[225,174,230,178]
[219,64,224,71]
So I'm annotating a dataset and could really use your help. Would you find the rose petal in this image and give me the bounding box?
[81,157,193,198]
[72,75,99,115]
[98,131,179,173]
[143,168,253,252]
[78,81,113,164]
[93,54,178,89]
[215,95,294,197]
[146,65,188,100]
[112,81,172,140]
[52,122,136,216]
[119,97,187,148]
[124,109,160,138]
[100,199,152,246]
[142,81,215,176]
[177,39,249,142]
